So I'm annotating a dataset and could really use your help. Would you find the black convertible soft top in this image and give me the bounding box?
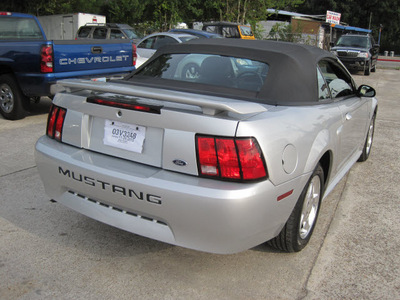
[132,38,338,105]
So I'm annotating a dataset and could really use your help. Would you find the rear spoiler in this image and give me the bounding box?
[51,78,267,116]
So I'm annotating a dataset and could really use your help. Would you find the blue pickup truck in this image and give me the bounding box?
[0,12,136,120]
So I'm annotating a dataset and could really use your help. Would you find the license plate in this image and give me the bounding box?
[103,120,146,153]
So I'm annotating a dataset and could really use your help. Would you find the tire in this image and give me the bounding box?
[358,114,376,162]
[268,164,324,252]
[182,63,200,79]
[0,74,27,120]
[364,61,371,76]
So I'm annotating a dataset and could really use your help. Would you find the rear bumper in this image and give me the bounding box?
[35,136,309,254]
[16,67,134,97]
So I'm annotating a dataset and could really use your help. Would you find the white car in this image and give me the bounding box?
[136,32,198,67]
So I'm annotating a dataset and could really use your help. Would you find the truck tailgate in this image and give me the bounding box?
[52,39,133,73]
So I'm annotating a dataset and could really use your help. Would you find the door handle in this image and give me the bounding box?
[346,113,352,121]
[91,46,102,54]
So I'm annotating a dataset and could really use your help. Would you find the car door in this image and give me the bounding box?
[318,59,369,170]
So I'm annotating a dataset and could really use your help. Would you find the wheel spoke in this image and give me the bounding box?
[0,84,14,113]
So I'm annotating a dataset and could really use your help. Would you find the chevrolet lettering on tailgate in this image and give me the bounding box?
[59,55,130,65]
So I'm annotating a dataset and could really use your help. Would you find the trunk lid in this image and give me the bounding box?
[54,79,267,176]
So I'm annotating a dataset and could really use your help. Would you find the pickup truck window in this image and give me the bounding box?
[0,17,42,39]
[93,28,107,39]
[110,29,124,39]
[77,27,91,38]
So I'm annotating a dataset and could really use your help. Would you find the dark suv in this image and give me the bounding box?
[76,23,141,44]
[331,34,379,75]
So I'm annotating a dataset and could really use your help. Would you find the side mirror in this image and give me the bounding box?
[357,85,376,97]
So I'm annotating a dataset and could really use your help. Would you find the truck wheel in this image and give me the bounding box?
[268,164,324,252]
[0,74,26,120]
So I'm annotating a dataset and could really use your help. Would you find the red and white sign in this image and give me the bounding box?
[326,11,341,25]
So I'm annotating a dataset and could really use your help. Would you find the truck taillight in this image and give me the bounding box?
[47,105,66,141]
[196,135,267,181]
[132,43,137,67]
[41,45,53,73]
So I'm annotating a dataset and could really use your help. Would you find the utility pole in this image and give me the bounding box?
[369,12,372,30]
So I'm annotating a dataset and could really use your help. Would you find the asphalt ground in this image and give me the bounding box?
[0,68,399,299]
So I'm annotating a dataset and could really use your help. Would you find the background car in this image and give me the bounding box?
[330,34,380,75]
[76,23,141,44]
[36,39,377,254]
[136,32,198,67]
[202,22,255,39]
[169,28,223,39]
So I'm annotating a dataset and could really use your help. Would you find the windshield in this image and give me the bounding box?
[336,36,368,48]
[239,25,253,37]
[122,28,140,39]
[133,53,268,92]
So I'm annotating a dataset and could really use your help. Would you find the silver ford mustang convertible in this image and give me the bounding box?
[35,39,377,254]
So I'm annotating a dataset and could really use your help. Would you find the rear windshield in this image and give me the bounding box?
[77,27,92,38]
[122,28,140,39]
[0,17,43,39]
[134,53,268,92]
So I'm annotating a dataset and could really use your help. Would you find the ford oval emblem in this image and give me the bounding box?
[173,159,187,167]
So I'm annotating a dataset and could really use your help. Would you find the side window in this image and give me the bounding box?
[138,37,156,49]
[318,60,355,99]
[110,29,124,39]
[77,27,92,38]
[222,26,240,38]
[317,68,330,100]
[92,28,107,39]
[205,26,217,33]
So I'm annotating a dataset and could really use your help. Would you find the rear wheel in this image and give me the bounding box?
[0,74,26,120]
[268,164,324,252]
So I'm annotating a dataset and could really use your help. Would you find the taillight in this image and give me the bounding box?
[41,45,53,73]
[47,105,66,141]
[196,135,267,181]
[132,43,137,67]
